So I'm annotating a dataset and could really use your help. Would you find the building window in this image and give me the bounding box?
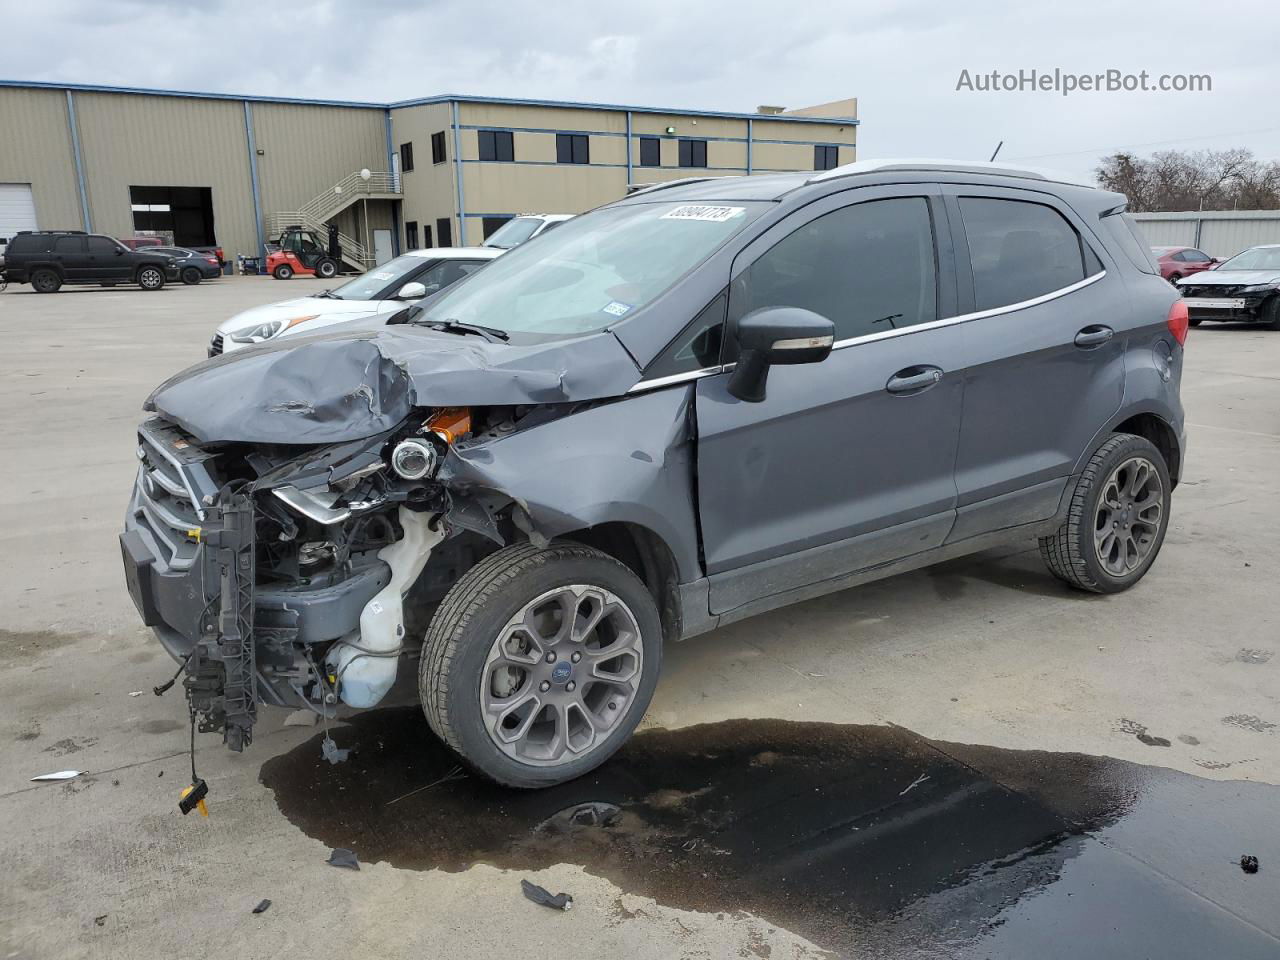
[436,217,453,247]
[431,131,447,165]
[678,139,707,168]
[814,145,839,171]
[422,224,433,248]
[405,221,419,250]
[400,142,414,172]
[639,136,661,167]
[478,130,515,162]
[482,216,514,239]
[556,133,589,164]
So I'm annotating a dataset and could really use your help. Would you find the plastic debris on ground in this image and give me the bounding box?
[1240,855,1260,874]
[327,848,360,870]
[521,879,573,911]
[31,770,82,782]
[321,736,350,765]
[252,899,272,914]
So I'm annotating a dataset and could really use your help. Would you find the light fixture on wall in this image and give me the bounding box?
[665,125,675,135]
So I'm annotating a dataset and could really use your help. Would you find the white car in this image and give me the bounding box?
[481,214,574,249]
[210,247,503,355]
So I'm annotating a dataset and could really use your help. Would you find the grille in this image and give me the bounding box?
[129,422,219,572]
[1183,285,1241,298]
[209,333,224,357]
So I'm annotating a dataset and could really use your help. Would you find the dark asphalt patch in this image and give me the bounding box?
[260,710,1280,958]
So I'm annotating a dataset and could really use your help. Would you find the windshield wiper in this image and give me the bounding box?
[420,318,510,342]
[314,289,342,300]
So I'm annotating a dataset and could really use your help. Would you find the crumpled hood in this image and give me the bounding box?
[145,325,642,444]
[1177,269,1280,288]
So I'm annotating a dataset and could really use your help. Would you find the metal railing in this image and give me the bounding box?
[266,171,400,269]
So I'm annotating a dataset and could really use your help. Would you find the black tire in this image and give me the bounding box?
[1039,433,1171,594]
[314,258,338,280]
[181,267,202,285]
[420,541,663,788]
[137,266,165,291]
[31,269,61,293]
[273,264,294,280]
[1264,297,1280,332]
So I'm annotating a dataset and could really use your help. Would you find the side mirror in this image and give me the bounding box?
[727,306,835,403]
[116,248,125,255]
[396,281,427,300]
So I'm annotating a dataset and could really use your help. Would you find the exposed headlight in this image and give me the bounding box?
[228,314,319,344]
[1237,284,1279,294]
[391,438,439,480]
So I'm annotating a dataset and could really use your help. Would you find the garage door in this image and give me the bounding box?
[0,183,38,241]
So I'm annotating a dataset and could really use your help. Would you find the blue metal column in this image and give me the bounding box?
[746,118,753,176]
[625,110,633,186]
[65,90,92,231]
[451,100,467,246]
[242,101,266,261]
[385,108,400,255]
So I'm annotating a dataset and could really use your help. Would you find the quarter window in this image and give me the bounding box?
[639,136,661,167]
[678,139,707,168]
[646,293,727,379]
[478,130,515,162]
[556,133,589,164]
[959,197,1094,311]
[733,197,938,342]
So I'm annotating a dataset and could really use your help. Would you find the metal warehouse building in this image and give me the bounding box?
[0,81,857,269]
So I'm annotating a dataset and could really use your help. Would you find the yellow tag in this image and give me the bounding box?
[179,785,210,817]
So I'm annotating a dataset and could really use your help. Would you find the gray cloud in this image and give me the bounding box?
[5,0,1279,180]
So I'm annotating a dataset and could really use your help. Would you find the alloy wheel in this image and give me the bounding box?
[1094,456,1164,576]
[480,584,644,767]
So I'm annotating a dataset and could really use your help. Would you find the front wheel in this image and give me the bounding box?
[273,263,294,280]
[1039,433,1171,593]
[314,257,338,279]
[137,266,165,290]
[420,542,662,788]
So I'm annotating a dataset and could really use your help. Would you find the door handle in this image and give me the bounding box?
[1074,325,1114,348]
[885,366,944,395]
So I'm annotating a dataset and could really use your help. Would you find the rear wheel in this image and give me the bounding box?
[314,257,337,279]
[273,263,294,280]
[420,542,662,788]
[31,269,61,293]
[181,267,202,285]
[1039,433,1170,594]
[137,266,165,290]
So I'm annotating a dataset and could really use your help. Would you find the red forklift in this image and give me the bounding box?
[266,226,341,280]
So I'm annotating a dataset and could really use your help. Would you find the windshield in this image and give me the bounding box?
[323,255,430,300]
[1217,247,1280,272]
[483,217,544,249]
[420,201,767,337]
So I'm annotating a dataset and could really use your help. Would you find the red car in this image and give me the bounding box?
[1152,246,1219,283]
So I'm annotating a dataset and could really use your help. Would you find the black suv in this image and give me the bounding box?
[2,230,178,293]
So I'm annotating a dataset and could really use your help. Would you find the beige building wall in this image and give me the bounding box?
[389,102,458,248]
[0,87,86,230]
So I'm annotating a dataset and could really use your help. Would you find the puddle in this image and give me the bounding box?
[259,710,1266,955]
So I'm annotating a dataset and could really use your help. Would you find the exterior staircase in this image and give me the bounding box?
[265,171,400,271]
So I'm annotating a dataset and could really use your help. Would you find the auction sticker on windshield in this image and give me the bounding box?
[660,205,746,223]
[601,301,632,317]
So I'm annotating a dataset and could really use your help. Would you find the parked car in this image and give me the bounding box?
[119,236,166,251]
[1152,245,1219,283]
[2,230,178,292]
[123,160,1185,788]
[1175,244,1280,329]
[482,213,573,249]
[209,246,502,355]
[147,246,222,285]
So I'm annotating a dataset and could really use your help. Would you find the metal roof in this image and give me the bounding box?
[0,80,858,125]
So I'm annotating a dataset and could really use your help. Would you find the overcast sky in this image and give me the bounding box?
[7,0,1280,181]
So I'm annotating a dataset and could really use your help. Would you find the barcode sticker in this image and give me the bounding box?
[660,205,745,223]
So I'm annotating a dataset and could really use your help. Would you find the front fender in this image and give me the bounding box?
[439,387,702,581]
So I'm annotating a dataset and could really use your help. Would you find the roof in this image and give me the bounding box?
[0,79,858,125]
[405,246,501,259]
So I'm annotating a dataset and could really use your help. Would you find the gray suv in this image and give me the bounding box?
[121,161,1186,788]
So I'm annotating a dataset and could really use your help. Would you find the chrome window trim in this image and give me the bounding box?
[831,270,1106,351]
[627,270,1106,390]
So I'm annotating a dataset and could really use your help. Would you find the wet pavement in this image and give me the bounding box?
[262,710,1278,958]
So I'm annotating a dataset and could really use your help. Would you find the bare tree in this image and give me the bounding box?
[1096,148,1280,211]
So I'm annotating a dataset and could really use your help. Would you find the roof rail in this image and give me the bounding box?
[625,177,725,197]
[807,159,1094,188]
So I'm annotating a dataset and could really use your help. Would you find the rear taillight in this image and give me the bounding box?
[206,257,219,265]
[1167,299,1188,345]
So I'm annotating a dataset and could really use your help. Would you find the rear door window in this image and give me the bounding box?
[54,236,86,254]
[958,198,1092,310]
